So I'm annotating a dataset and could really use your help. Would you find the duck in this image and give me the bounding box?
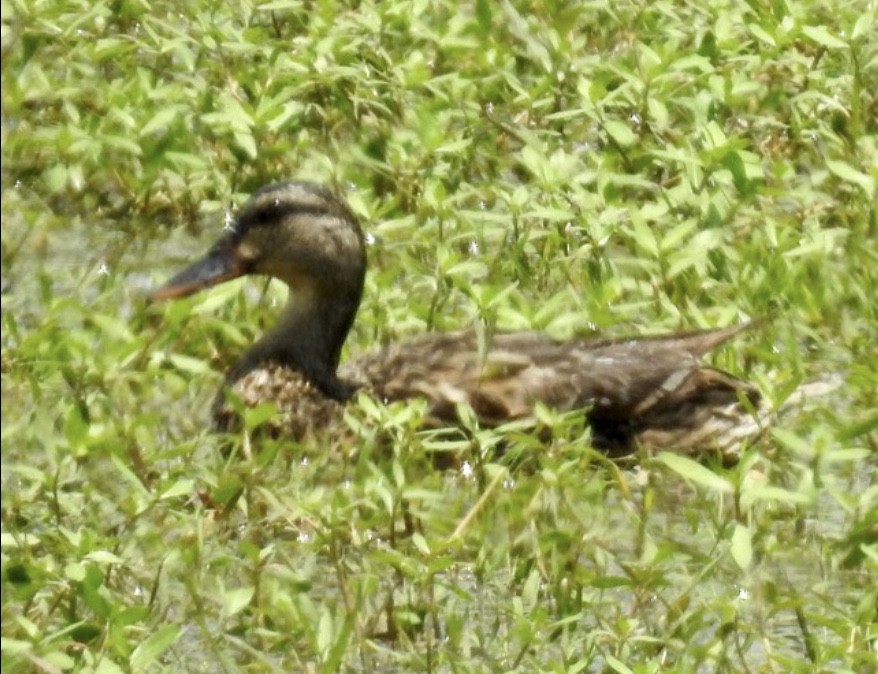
[151,180,767,459]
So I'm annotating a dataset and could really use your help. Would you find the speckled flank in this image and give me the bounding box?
[215,362,349,442]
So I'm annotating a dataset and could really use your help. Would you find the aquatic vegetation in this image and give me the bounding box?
[2,1,875,671]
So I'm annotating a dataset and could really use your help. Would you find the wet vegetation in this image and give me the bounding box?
[2,0,876,672]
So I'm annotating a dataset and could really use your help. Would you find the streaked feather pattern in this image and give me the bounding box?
[152,181,781,460]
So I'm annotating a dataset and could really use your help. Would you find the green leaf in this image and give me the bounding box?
[65,563,87,582]
[64,406,89,450]
[222,587,255,616]
[81,574,112,619]
[130,625,182,670]
[722,151,756,195]
[191,279,249,314]
[0,639,32,655]
[233,131,258,160]
[258,0,304,8]
[90,313,135,342]
[93,657,125,674]
[167,353,213,375]
[44,164,68,193]
[802,25,848,49]
[475,0,492,32]
[604,120,636,147]
[412,532,430,555]
[771,428,813,456]
[851,12,875,40]
[435,138,472,154]
[747,23,776,46]
[826,160,875,200]
[140,107,181,137]
[730,524,752,570]
[823,447,872,462]
[84,551,125,565]
[70,622,103,644]
[316,610,333,655]
[629,213,659,257]
[160,479,194,500]
[522,569,541,610]
[836,412,878,442]
[657,453,733,493]
[244,401,278,430]
[605,655,635,674]
[43,650,76,670]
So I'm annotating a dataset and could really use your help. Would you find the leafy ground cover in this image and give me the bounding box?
[2,0,876,672]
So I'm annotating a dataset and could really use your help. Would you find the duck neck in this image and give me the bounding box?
[228,282,361,401]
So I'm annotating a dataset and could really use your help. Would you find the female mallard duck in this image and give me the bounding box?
[152,181,766,458]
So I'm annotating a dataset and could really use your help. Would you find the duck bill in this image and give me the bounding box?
[150,238,250,301]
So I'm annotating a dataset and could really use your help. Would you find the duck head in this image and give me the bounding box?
[152,181,366,399]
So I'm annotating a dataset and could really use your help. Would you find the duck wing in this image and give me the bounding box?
[341,323,760,453]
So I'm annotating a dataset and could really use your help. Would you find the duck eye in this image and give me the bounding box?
[250,199,282,226]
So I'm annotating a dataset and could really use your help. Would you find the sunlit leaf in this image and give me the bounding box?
[826,160,875,200]
[657,453,733,493]
[604,120,636,147]
[222,587,255,616]
[84,551,125,565]
[730,524,752,570]
[160,479,194,500]
[802,25,848,49]
[605,655,635,674]
[130,625,182,670]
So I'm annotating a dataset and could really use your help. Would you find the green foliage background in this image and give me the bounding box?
[2,0,876,672]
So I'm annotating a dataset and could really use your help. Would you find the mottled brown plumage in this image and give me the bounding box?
[340,326,764,456]
[152,181,767,458]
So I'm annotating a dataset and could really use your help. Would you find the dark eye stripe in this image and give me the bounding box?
[236,201,331,234]
[232,181,342,235]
